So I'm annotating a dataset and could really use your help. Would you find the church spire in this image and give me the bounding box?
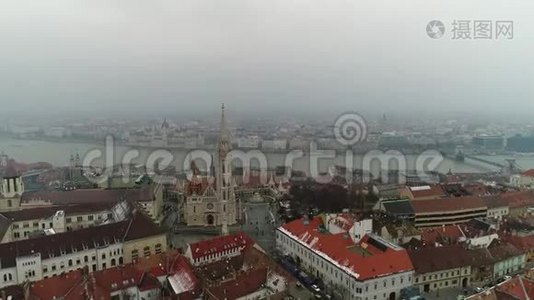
[217,103,231,156]
[216,103,234,236]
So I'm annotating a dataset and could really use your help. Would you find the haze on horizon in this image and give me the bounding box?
[0,0,532,120]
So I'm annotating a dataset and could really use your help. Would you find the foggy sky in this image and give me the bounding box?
[0,0,532,119]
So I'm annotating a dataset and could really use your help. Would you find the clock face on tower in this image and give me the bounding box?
[207,203,214,210]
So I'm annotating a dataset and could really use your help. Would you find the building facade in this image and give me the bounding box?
[0,163,24,212]
[0,212,166,289]
[276,217,414,300]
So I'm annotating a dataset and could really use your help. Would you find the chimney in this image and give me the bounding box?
[303,215,309,225]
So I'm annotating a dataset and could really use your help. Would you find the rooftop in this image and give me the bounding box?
[0,212,164,268]
[187,232,254,261]
[21,186,154,205]
[279,216,413,280]
[411,196,487,214]
[0,202,119,222]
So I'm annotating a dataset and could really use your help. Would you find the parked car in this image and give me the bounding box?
[311,284,321,293]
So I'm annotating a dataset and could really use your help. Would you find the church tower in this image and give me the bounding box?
[216,103,236,235]
[0,158,23,211]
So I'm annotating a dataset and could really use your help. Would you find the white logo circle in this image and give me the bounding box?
[334,113,368,146]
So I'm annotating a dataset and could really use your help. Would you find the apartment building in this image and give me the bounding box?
[276,216,414,300]
[0,201,131,243]
[0,212,166,289]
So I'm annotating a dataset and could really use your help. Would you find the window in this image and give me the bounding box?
[23,223,29,228]
[102,263,106,269]
[155,243,162,254]
[13,232,20,238]
[111,258,116,266]
[66,217,72,223]
[12,224,19,229]
[7,200,12,207]
[88,215,94,221]
[68,259,73,267]
[102,253,106,259]
[132,249,139,260]
[52,264,57,271]
[77,216,83,222]
[144,246,151,257]
[84,256,88,263]
[33,222,38,227]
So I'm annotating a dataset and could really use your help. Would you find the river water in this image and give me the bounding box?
[2,138,532,176]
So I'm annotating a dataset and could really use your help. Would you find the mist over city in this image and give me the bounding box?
[0,1,533,300]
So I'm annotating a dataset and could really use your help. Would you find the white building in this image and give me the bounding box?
[238,136,261,149]
[0,200,131,243]
[276,216,414,300]
[262,139,287,151]
[510,170,534,189]
[0,212,166,289]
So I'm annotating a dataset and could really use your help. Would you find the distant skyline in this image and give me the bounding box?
[0,0,532,119]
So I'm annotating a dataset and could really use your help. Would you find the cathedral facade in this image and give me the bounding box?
[183,105,237,234]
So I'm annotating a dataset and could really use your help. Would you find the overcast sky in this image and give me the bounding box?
[0,0,532,119]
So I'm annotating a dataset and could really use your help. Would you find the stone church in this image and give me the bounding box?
[183,104,238,234]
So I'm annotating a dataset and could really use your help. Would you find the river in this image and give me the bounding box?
[2,137,530,176]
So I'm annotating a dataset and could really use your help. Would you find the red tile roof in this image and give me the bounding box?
[31,264,162,299]
[406,185,445,199]
[503,234,534,252]
[30,269,106,300]
[421,225,465,245]
[464,183,490,197]
[168,255,201,297]
[411,196,487,214]
[188,232,254,261]
[522,169,534,178]
[408,246,473,273]
[206,267,267,300]
[280,217,414,280]
[496,276,534,300]
[498,191,534,209]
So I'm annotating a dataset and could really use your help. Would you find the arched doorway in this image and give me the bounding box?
[207,214,214,225]
[389,292,396,300]
[462,278,468,288]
